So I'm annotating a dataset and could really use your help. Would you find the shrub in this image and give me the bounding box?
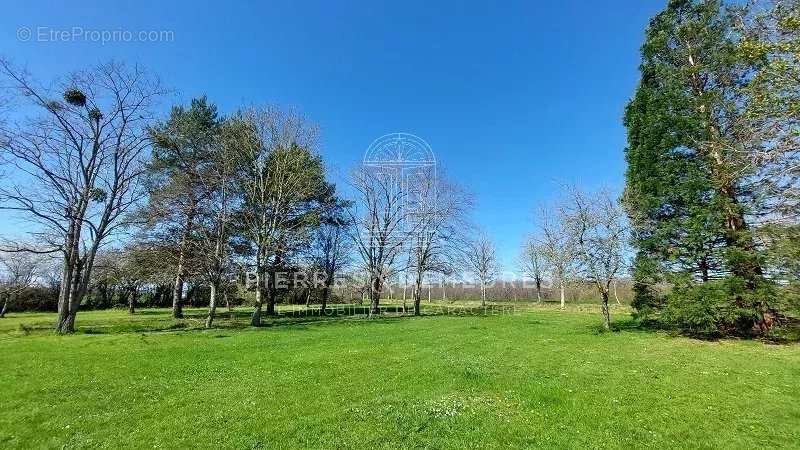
[661,276,777,337]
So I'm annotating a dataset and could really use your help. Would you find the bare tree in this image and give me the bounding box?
[519,236,545,302]
[0,60,162,333]
[90,247,151,313]
[347,167,407,317]
[537,207,575,309]
[232,106,327,326]
[407,172,471,315]
[562,188,628,330]
[0,251,40,317]
[308,199,352,312]
[462,232,497,307]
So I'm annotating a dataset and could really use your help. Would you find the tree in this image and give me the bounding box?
[736,0,800,223]
[190,117,247,328]
[562,188,629,330]
[308,198,351,312]
[232,106,328,326]
[90,246,152,314]
[146,97,221,319]
[407,173,471,315]
[737,1,800,306]
[537,207,576,309]
[519,237,545,302]
[347,167,407,317]
[623,0,800,334]
[462,233,497,307]
[0,60,162,333]
[0,252,40,317]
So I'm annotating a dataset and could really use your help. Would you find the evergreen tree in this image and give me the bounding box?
[145,97,222,318]
[624,0,774,334]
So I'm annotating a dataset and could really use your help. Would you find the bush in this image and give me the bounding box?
[660,276,777,337]
[7,287,59,312]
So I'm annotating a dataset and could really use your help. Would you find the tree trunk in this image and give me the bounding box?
[402,278,407,313]
[613,279,621,306]
[56,235,79,333]
[559,279,565,310]
[56,255,83,334]
[481,281,486,307]
[369,276,381,317]
[172,270,184,319]
[536,279,542,303]
[56,311,76,334]
[0,294,9,318]
[711,156,763,281]
[266,280,276,316]
[321,284,330,312]
[413,285,421,317]
[601,290,611,330]
[251,268,264,326]
[206,282,218,328]
[413,271,423,316]
[128,287,137,314]
[57,273,80,334]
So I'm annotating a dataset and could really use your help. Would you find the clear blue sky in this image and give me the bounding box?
[1,0,664,269]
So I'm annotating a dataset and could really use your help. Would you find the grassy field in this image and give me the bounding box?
[1,303,798,449]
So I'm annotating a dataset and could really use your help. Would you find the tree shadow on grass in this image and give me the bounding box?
[67,304,519,336]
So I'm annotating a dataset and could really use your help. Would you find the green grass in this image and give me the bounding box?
[1,304,798,449]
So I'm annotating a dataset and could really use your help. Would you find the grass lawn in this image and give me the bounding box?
[1,304,798,449]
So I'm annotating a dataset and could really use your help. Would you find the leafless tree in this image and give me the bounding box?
[519,236,545,302]
[407,172,471,315]
[91,247,151,313]
[0,251,41,317]
[462,232,497,307]
[308,199,352,311]
[347,167,408,316]
[561,188,628,330]
[0,60,163,333]
[537,206,576,309]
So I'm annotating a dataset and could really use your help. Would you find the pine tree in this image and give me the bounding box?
[145,97,222,318]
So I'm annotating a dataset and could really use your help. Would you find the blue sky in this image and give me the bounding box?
[1,0,664,269]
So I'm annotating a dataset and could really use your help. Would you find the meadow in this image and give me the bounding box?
[1,303,798,449]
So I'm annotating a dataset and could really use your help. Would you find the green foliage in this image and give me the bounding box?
[623,0,796,335]
[629,253,663,321]
[661,276,777,337]
[148,96,221,174]
[144,96,223,242]
[623,0,731,286]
